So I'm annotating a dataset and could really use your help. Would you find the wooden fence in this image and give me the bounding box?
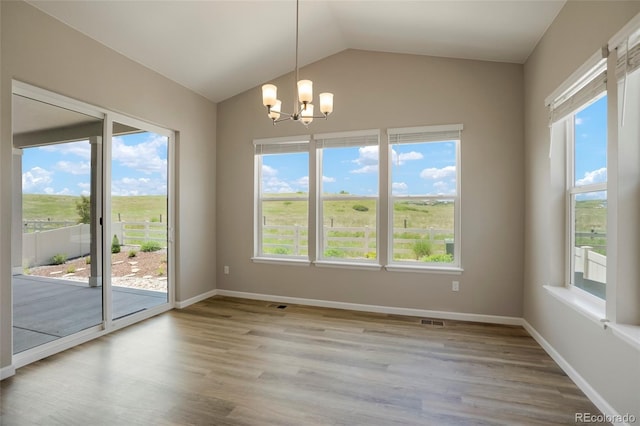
[262,225,452,257]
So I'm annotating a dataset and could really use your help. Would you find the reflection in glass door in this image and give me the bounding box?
[12,94,104,354]
[110,121,169,320]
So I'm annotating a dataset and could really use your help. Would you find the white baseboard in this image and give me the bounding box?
[215,289,523,326]
[522,320,629,426]
[0,365,16,380]
[175,289,218,309]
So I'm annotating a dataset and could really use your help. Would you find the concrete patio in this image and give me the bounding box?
[12,275,167,354]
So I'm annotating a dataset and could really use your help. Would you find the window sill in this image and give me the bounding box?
[543,285,606,327]
[385,264,463,274]
[607,323,640,352]
[251,257,311,267]
[313,261,382,271]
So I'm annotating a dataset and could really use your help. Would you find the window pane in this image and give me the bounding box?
[574,95,607,187]
[322,146,378,196]
[392,200,455,263]
[261,200,308,256]
[391,141,456,196]
[322,200,376,259]
[259,152,309,258]
[262,152,309,197]
[572,191,606,299]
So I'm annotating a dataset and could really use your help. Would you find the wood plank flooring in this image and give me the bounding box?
[1,296,608,425]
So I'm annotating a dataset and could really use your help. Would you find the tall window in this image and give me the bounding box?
[569,96,607,299]
[549,58,607,299]
[316,131,379,262]
[388,125,461,267]
[254,137,310,259]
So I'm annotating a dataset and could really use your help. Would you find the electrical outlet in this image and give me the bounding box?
[452,281,459,292]
[224,265,229,275]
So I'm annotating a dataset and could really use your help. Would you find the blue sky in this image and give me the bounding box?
[575,95,607,186]
[574,95,607,201]
[22,132,168,196]
[262,141,457,196]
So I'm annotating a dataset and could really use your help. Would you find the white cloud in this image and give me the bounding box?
[351,164,378,174]
[420,165,456,180]
[77,183,90,197]
[576,167,607,186]
[391,149,424,165]
[263,176,293,193]
[39,141,91,160]
[55,160,90,175]
[351,146,379,174]
[262,164,277,177]
[392,182,408,194]
[111,176,167,196]
[575,117,584,125]
[112,135,167,175]
[22,166,53,191]
[433,181,456,195]
[323,176,336,183]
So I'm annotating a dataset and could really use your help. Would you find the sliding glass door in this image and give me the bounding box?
[12,94,104,353]
[110,120,170,320]
[12,83,174,360]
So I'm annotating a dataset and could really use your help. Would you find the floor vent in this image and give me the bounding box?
[420,318,445,327]
[268,303,288,309]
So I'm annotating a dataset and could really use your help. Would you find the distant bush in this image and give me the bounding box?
[365,252,377,259]
[85,256,91,265]
[66,265,76,274]
[75,195,91,224]
[272,247,292,255]
[150,217,160,223]
[423,253,454,263]
[128,250,137,258]
[51,253,67,265]
[141,241,163,252]
[412,239,432,260]
[324,248,346,258]
[111,235,121,254]
[352,204,369,212]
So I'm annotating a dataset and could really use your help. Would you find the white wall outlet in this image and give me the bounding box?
[452,281,459,292]
[224,265,229,275]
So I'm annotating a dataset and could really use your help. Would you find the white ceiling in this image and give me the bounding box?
[28,0,565,103]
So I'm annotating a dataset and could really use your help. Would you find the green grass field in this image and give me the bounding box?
[23,194,167,223]
[261,196,456,260]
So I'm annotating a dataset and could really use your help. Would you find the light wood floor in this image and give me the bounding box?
[1,296,608,425]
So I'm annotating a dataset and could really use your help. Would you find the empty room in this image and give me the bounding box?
[1,1,639,425]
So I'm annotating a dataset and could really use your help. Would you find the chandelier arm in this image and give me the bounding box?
[293,0,300,114]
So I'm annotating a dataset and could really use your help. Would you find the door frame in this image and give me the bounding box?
[11,80,175,368]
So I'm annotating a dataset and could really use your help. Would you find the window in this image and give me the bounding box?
[548,57,607,300]
[254,136,310,260]
[388,125,461,268]
[316,131,379,263]
[569,96,607,299]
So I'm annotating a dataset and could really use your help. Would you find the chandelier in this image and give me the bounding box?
[261,0,334,126]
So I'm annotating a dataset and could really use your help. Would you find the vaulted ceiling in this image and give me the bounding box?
[28,1,565,103]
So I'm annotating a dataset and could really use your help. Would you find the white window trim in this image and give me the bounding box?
[253,135,310,261]
[562,94,608,294]
[387,127,462,270]
[316,130,380,264]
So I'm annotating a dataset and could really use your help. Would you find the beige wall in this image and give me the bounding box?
[217,49,524,317]
[0,1,217,370]
[524,1,640,418]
